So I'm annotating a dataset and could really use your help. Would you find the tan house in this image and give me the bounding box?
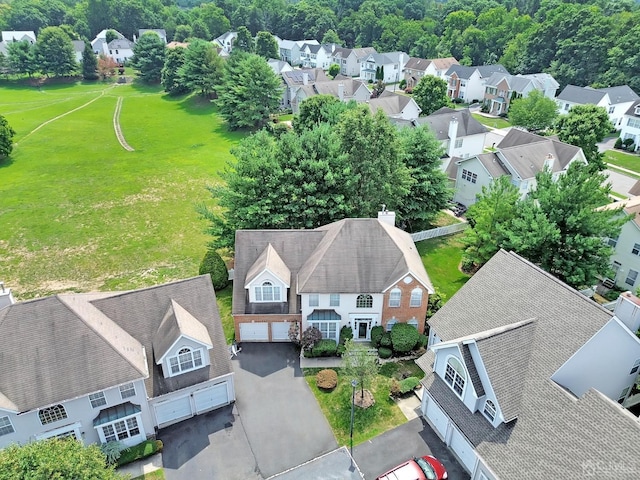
[404,57,459,88]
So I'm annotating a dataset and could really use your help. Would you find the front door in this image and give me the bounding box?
[358,321,367,339]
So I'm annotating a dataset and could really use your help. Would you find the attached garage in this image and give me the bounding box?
[194,384,229,414]
[154,395,193,428]
[424,395,449,439]
[449,427,477,472]
[271,322,292,341]
[239,322,269,341]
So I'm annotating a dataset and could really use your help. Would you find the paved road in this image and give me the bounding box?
[605,169,637,197]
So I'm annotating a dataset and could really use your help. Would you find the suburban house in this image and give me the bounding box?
[331,47,377,77]
[359,52,408,83]
[138,29,167,43]
[415,107,488,160]
[1,30,36,44]
[290,77,369,114]
[556,84,639,127]
[482,72,559,115]
[281,68,330,110]
[449,128,587,206]
[0,276,235,450]
[213,31,237,55]
[417,249,640,478]
[299,43,335,70]
[365,91,421,121]
[445,64,509,102]
[91,29,125,56]
[232,212,433,343]
[268,58,293,76]
[279,39,319,66]
[404,57,459,88]
[106,38,135,64]
[71,40,85,62]
[601,197,640,291]
[618,99,640,152]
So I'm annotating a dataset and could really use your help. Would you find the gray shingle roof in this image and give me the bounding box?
[404,57,431,71]
[108,38,134,49]
[419,250,640,478]
[415,107,488,141]
[314,78,366,97]
[282,68,329,86]
[446,64,508,79]
[625,99,640,116]
[245,243,291,287]
[557,85,639,105]
[461,343,485,397]
[367,91,417,117]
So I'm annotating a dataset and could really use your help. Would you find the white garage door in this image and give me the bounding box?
[239,322,269,341]
[271,322,291,341]
[154,396,193,428]
[450,427,476,472]
[425,396,448,439]
[194,384,229,414]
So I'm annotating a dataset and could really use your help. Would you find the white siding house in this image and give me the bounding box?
[619,100,640,151]
[556,85,639,127]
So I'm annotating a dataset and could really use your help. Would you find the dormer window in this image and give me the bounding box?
[39,405,67,425]
[169,347,203,375]
[255,281,281,302]
[356,294,373,308]
[444,357,466,397]
[483,399,496,421]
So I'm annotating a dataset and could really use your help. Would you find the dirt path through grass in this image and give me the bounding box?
[113,96,135,151]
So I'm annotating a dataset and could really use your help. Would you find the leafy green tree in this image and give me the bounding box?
[255,31,278,59]
[82,41,99,80]
[105,29,119,44]
[173,25,193,42]
[0,438,121,480]
[178,39,223,97]
[216,52,282,130]
[7,40,36,76]
[87,0,113,37]
[503,162,627,288]
[508,90,558,133]
[0,114,16,159]
[233,26,254,53]
[342,339,379,400]
[199,248,229,290]
[462,175,520,270]
[162,46,189,95]
[293,95,355,132]
[328,63,340,78]
[192,2,230,39]
[412,75,451,116]
[130,32,166,83]
[190,19,210,40]
[397,125,452,231]
[555,104,612,172]
[322,29,343,46]
[35,27,77,77]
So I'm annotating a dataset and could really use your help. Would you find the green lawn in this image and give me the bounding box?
[417,233,470,301]
[0,79,245,299]
[471,112,511,129]
[605,149,640,173]
[215,285,235,344]
[132,471,165,480]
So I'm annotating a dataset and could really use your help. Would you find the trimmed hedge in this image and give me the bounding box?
[117,439,163,466]
[399,377,421,394]
[370,326,384,347]
[378,347,393,359]
[307,339,337,357]
[339,326,353,345]
[390,323,420,353]
[198,249,229,290]
[417,334,428,349]
[316,369,338,390]
[380,332,392,348]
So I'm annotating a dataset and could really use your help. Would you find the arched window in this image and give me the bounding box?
[483,399,497,421]
[255,281,281,302]
[39,405,67,425]
[389,288,401,307]
[410,288,423,307]
[444,357,466,397]
[169,347,203,375]
[386,317,397,332]
[408,317,419,328]
[356,294,373,308]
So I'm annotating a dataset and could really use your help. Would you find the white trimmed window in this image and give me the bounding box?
[389,288,401,307]
[632,243,640,256]
[119,383,136,399]
[630,359,640,375]
[626,269,639,287]
[607,236,618,248]
[310,321,339,342]
[330,294,340,306]
[455,138,463,148]
[39,405,67,425]
[255,281,281,302]
[169,347,203,375]
[619,386,630,402]
[386,317,397,331]
[483,399,496,421]
[410,288,423,307]
[89,391,107,408]
[356,294,373,308]
[444,357,466,397]
[408,318,419,328]
[629,117,640,129]
[461,169,477,183]
[102,417,140,442]
[0,416,15,436]
[309,294,319,307]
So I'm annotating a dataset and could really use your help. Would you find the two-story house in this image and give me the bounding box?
[602,196,640,290]
[0,276,234,449]
[404,57,459,88]
[618,100,640,152]
[213,31,237,56]
[415,107,488,160]
[418,249,640,478]
[331,47,377,77]
[232,212,433,343]
[450,128,587,206]
[138,29,167,44]
[445,64,509,103]
[291,77,370,114]
[556,84,639,127]
[365,91,421,121]
[299,43,335,70]
[281,68,330,110]
[279,39,319,66]
[482,73,559,115]
[107,38,135,64]
[360,52,408,83]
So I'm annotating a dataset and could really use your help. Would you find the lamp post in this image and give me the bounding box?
[350,379,358,457]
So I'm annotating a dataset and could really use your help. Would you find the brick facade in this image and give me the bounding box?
[381,276,428,334]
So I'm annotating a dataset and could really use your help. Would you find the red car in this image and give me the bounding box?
[376,455,448,480]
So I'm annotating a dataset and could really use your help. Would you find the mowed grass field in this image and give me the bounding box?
[0,79,245,299]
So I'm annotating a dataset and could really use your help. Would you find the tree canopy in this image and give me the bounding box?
[255,31,278,59]
[178,39,223,97]
[130,31,166,84]
[82,41,98,80]
[412,75,451,116]
[0,114,16,159]
[35,26,77,77]
[508,90,558,133]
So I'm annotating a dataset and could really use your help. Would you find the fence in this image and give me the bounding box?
[410,222,468,242]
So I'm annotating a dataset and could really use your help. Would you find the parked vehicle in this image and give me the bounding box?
[375,455,448,480]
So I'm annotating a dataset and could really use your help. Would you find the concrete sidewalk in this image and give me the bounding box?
[116,452,163,479]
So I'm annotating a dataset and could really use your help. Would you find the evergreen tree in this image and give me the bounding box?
[82,41,98,80]
[255,31,278,59]
[36,27,78,77]
[130,32,166,84]
[178,40,223,97]
[0,114,16,159]
[161,46,189,95]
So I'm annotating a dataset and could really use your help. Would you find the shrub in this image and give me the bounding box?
[198,249,229,290]
[301,326,322,350]
[452,97,464,104]
[316,369,338,390]
[615,137,623,149]
[399,376,421,394]
[337,344,346,356]
[390,378,401,397]
[100,441,128,465]
[628,144,636,152]
[288,321,300,345]
[399,79,407,89]
[623,138,635,147]
[117,439,163,466]
[417,334,428,349]
[313,339,338,357]
[378,346,393,359]
[380,332,392,347]
[390,323,420,353]
[339,326,353,346]
[370,326,384,347]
